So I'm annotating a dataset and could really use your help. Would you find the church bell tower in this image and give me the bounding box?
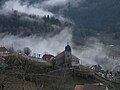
[64,42,72,67]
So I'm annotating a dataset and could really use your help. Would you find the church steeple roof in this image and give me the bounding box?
[65,42,71,52]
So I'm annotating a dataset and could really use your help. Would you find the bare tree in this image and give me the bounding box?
[8,47,15,53]
[23,47,31,56]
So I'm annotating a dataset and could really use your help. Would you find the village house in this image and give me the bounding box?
[114,71,120,82]
[74,84,109,90]
[0,47,10,56]
[90,65,102,72]
[54,43,80,68]
[104,65,120,82]
[42,54,55,61]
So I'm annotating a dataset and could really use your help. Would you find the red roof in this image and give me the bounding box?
[74,85,84,90]
[0,47,8,52]
[55,51,65,58]
[42,54,54,60]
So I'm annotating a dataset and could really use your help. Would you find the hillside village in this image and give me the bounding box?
[0,0,120,90]
[0,43,120,90]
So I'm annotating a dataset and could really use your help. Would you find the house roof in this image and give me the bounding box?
[91,65,102,69]
[74,85,84,90]
[0,47,8,52]
[55,51,80,60]
[84,84,107,90]
[55,51,65,59]
[42,54,54,60]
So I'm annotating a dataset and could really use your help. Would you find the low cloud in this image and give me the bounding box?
[0,28,119,70]
[41,0,69,7]
[73,38,120,70]
[0,27,72,56]
[0,0,74,22]
[0,0,84,20]
[41,0,84,8]
[2,0,54,17]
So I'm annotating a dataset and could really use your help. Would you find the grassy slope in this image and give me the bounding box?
[0,55,119,90]
[0,75,38,90]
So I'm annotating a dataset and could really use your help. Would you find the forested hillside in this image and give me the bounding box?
[0,10,67,37]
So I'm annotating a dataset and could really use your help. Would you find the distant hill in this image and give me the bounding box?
[0,10,69,37]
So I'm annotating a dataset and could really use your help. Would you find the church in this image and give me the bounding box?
[54,43,80,68]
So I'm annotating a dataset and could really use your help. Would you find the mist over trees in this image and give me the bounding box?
[0,11,66,37]
[0,0,120,46]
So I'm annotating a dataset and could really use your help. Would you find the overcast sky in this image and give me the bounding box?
[2,0,54,17]
[41,0,83,8]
